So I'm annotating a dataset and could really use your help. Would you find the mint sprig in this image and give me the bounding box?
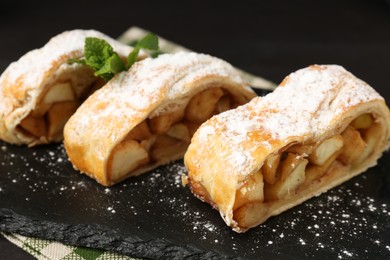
[68,33,159,81]
[127,33,159,69]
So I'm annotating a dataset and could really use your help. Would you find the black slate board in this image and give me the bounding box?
[1,90,390,259]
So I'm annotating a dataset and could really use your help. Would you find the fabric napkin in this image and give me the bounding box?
[3,232,134,260]
[2,26,274,260]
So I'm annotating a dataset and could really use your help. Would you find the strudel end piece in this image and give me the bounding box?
[0,29,136,146]
[64,52,256,186]
[184,65,390,232]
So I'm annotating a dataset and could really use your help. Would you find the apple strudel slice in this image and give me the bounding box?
[0,29,136,146]
[64,52,256,186]
[184,65,390,232]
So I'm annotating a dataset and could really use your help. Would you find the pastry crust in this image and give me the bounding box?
[184,65,390,232]
[64,52,256,186]
[0,29,136,146]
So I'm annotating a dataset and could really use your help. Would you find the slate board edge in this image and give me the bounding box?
[0,208,238,260]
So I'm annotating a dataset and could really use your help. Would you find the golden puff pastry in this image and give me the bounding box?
[184,65,390,233]
[64,52,256,186]
[0,29,136,146]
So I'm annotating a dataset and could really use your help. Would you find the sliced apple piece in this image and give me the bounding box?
[139,136,157,152]
[215,95,232,114]
[265,153,308,201]
[109,140,149,181]
[351,114,373,129]
[166,123,191,143]
[43,82,75,104]
[304,149,341,186]
[338,126,366,165]
[305,165,325,187]
[185,87,224,123]
[309,135,344,166]
[149,108,185,135]
[150,134,187,162]
[30,103,52,117]
[233,170,264,210]
[63,64,97,98]
[19,115,47,138]
[46,101,78,140]
[189,180,213,205]
[262,153,280,185]
[126,121,152,141]
[233,201,268,229]
[186,122,202,136]
[287,143,315,156]
[357,123,381,163]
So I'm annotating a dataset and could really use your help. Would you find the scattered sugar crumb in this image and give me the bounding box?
[1,141,389,258]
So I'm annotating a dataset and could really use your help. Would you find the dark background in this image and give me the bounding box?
[1,0,390,258]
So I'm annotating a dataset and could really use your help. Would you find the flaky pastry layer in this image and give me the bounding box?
[0,29,135,146]
[64,52,256,186]
[184,65,390,232]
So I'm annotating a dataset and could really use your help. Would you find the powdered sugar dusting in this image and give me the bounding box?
[85,52,245,119]
[0,30,134,145]
[65,52,252,168]
[193,65,384,177]
[0,30,132,89]
[198,125,215,142]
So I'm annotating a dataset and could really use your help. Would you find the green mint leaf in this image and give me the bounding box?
[67,58,86,65]
[81,37,127,80]
[84,37,116,71]
[95,72,113,82]
[108,54,127,73]
[95,53,126,81]
[128,40,139,47]
[127,46,140,69]
[67,33,160,81]
[126,33,160,69]
[137,33,159,51]
[150,50,164,58]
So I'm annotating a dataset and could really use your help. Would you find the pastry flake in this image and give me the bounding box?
[184,65,390,232]
[64,52,256,186]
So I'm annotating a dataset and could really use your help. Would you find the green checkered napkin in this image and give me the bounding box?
[3,233,134,260]
[2,26,275,259]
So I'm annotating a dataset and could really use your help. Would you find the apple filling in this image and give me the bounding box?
[107,87,245,183]
[17,66,105,142]
[232,113,381,228]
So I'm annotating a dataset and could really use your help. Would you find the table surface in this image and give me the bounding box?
[1,0,390,258]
